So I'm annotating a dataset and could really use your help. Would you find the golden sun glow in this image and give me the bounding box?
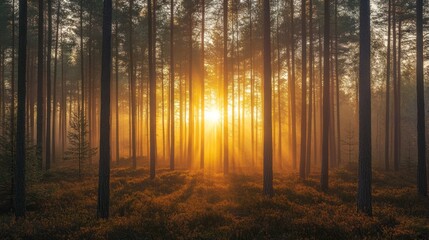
[204,108,221,123]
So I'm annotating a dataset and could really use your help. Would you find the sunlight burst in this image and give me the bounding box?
[205,108,221,123]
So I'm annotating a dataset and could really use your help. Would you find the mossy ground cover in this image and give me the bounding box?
[1,166,428,239]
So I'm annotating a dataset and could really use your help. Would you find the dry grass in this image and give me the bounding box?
[0,166,428,239]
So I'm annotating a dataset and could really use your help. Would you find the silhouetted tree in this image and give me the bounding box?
[416,0,427,197]
[98,0,112,218]
[263,0,273,197]
[357,0,372,215]
[321,0,330,191]
[15,0,27,218]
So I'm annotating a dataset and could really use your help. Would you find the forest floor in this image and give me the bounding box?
[0,164,428,240]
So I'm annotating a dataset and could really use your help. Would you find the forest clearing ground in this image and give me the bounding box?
[0,165,428,239]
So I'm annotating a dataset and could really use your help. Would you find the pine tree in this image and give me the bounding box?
[64,111,97,177]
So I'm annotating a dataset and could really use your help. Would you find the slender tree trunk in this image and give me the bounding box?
[37,0,44,170]
[357,0,372,215]
[187,12,194,169]
[169,0,175,170]
[1,49,4,133]
[200,0,205,169]
[263,0,273,197]
[392,0,399,171]
[88,6,94,165]
[10,0,16,212]
[15,0,27,218]
[329,36,337,168]
[115,0,119,164]
[334,0,341,166]
[299,0,307,179]
[223,0,229,175]
[179,61,183,163]
[385,0,391,171]
[129,0,137,169]
[321,0,330,191]
[79,0,85,172]
[276,0,282,168]
[416,0,427,196]
[397,19,401,169]
[45,0,52,170]
[61,30,66,160]
[249,0,254,167]
[98,0,112,219]
[161,47,166,163]
[290,0,297,169]
[148,0,157,179]
[306,0,313,176]
[52,0,60,163]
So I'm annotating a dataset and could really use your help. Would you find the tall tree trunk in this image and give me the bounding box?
[79,0,85,172]
[334,0,341,166]
[98,0,112,219]
[187,12,194,169]
[306,0,313,176]
[1,49,4,133]
[88,6,93,165]
[397,19,401,170]
[200,0,205,169]
[223,0,229,175]
[46,0,52,170]
[169,0,175,170]
[290,0,297,169]
[15,0,27,218]
[321,0,330,191]
[115,0,119,164]
[129,0,137,169]
[392,0,399,171]
[60,30,66,160]
[357,0,372,215]
[249,0,254,167]
[161,47,166,163]
[10,0,16,212]
[263,0,273,197]
[416,0,427,196]
[37,0,44,170]
[385,0,391,171]
[299,0,307,179]
[52,0,60,163]
[148,0,157,179]
[276,0,282,168]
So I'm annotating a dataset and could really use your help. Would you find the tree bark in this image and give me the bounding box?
[392,0,399,171]
[299,0,307,179]
[385,0,391,171]
[200,0,205,169]
[98,0,112,219]
[263,0,273,197]
[290,0,297,170]
[52,0,60,163]
[148,0,157,179]
[357,0,372,215]
[129,0,137,169]
[15,0,27,218]
[115,0,119,164]
[169,0,175,170]
[223,0,229,175]
[37,0,44,170]
[416,0,427,196]
[45,0,52,170]
[187,11,194,169]
[321,0,330,191]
